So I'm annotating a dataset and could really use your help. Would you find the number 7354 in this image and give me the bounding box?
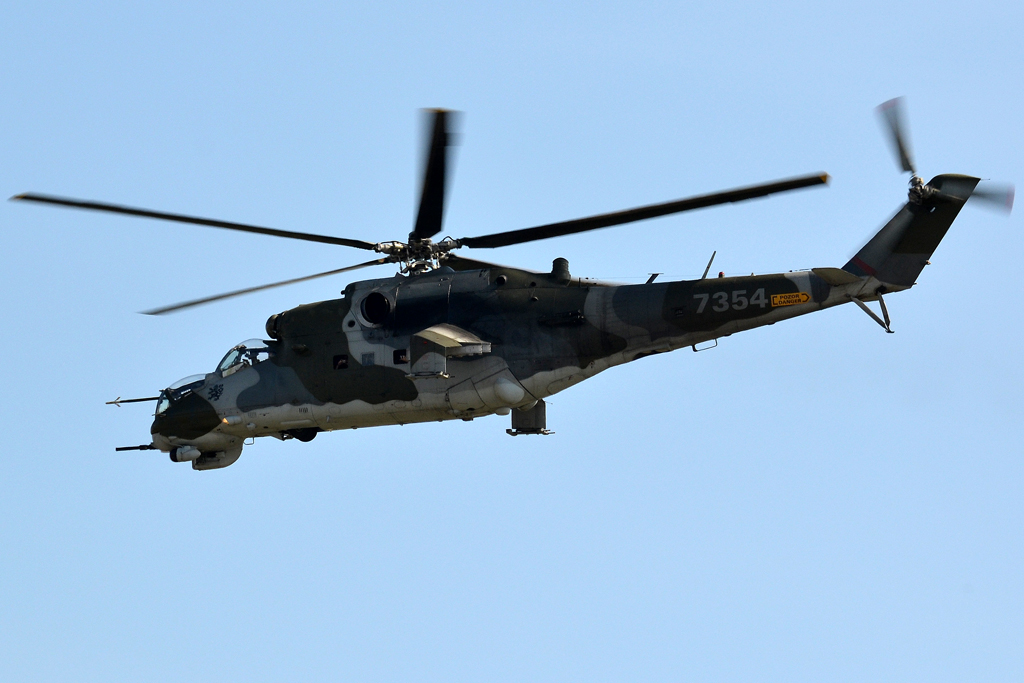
[693,288,768,313]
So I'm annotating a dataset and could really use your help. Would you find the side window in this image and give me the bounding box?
[333,354,348,370]
[393,349,408,365]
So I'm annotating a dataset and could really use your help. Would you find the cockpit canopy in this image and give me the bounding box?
[216,339,275,377]
[154,341,275,416]
[155,374,207,415]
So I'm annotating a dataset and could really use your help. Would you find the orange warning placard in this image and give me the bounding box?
[771,292,810,307]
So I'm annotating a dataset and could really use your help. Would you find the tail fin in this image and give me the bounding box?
[843,174,979,288]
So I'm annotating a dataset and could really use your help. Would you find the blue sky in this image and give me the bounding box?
[1,2,1021,681]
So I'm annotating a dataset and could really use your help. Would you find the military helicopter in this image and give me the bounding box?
[11,99,1013,470]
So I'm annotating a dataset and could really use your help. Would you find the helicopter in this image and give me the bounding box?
[11,99,1013,471]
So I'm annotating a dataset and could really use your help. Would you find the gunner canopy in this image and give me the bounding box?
[155,374,206,415]
[216,339,274,377]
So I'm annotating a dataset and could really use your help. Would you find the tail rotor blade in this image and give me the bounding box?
[970,182,1015,213]
[878,97,916,175]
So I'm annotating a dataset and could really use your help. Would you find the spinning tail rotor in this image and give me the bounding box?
[878,97,1013,211]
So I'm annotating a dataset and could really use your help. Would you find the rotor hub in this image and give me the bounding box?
[908,175,935,205]
[373,236,463,274]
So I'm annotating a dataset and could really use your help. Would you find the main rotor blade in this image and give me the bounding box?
[970,182,1014,213]
[458,173,830,249]
[142,257,390,315]
[410,109,458,243]
[10,193,378,250]
[877,97,916,175]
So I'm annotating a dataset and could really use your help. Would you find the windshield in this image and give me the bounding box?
[217,339,274,376]
[155,374,207,414]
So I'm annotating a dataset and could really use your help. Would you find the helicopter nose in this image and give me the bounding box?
[150,391,222,441]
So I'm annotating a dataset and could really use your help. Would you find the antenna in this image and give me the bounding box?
[700,251,717,279]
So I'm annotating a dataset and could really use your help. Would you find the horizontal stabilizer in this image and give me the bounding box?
[812,267,863,286]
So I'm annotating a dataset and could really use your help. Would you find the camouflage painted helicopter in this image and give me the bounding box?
[12,99,1013,470]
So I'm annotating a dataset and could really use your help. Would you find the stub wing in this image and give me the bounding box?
[414,324,492,357]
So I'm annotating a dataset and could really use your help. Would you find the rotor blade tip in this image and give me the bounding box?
[819,173,831,184]
[9,193,26,201]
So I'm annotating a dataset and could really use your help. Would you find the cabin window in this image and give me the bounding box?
[393,349,408,365]
[333,354,348,370]
[361,352,375,366]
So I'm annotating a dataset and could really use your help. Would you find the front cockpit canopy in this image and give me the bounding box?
[216,339,274,377]
[155,374,207,415]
